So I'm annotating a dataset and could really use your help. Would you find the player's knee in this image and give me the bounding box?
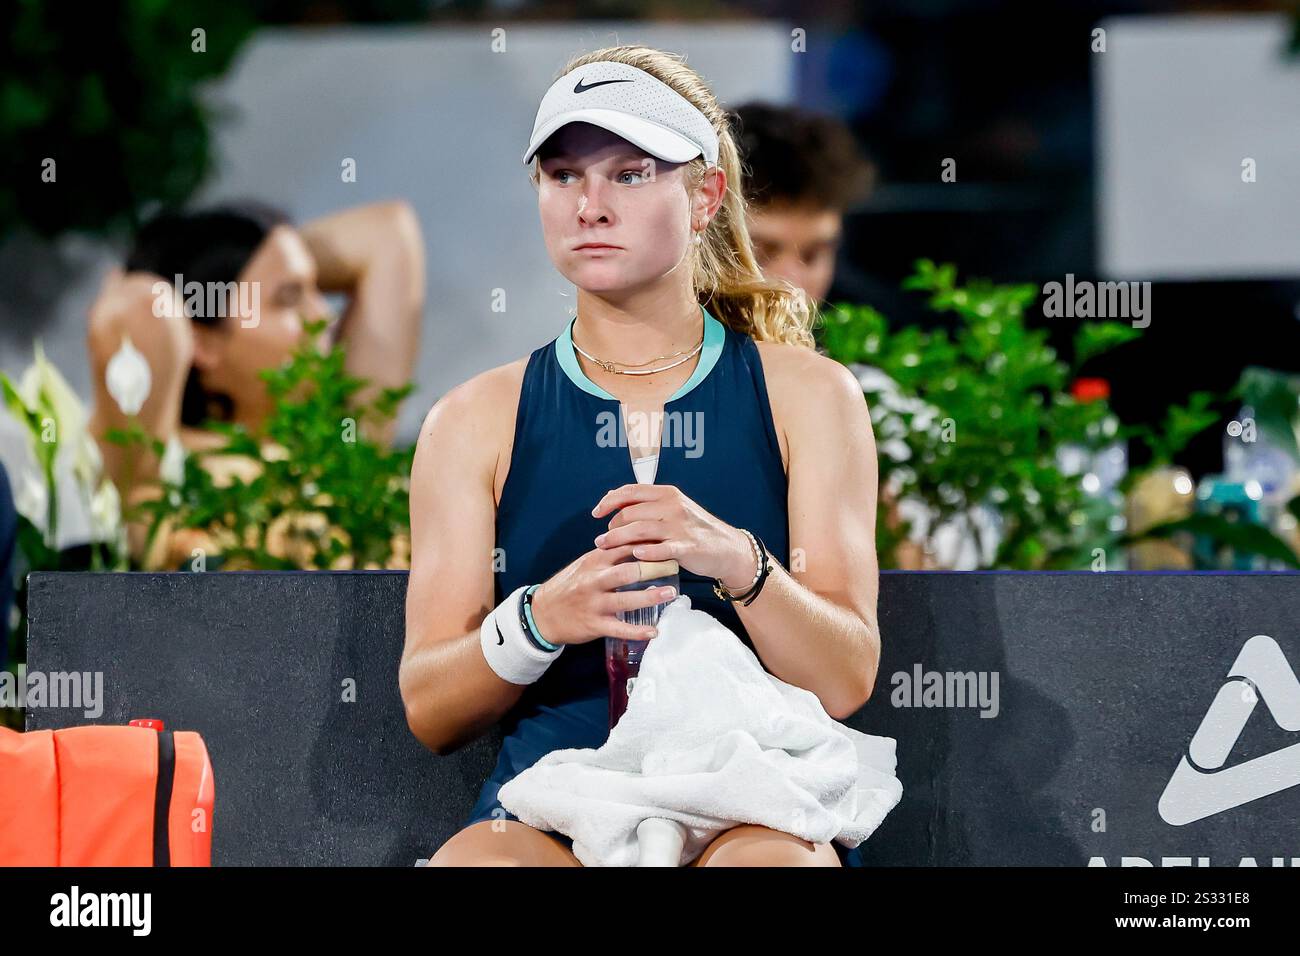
[697,825,840,867]
[429,852,523,867]
[426,819,578,867]
[426,820,519,866]
[426,842,525,866]
[702,844,811,866]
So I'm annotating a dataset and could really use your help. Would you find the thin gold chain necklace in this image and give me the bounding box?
[571,317,704,376]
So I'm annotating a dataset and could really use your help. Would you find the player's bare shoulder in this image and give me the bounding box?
[756,339,862,407]
[413,357,529,490]
[753,339,865,464]
[751,339,809,472]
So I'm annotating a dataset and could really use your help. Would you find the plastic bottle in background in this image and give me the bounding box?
[1222,404,1299,546]
[606,559,679,729]
[1056,378,1129,567]
[1193,475,1266,570]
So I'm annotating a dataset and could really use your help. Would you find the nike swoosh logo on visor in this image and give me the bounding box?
[574,77,634,93]
[495,621,505,645]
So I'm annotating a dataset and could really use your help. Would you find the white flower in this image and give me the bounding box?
[72,434,103,489]
[89,478,122,542]
[14,469,48,530]
[890,466,917,490]
[851,363,901,397]
[877,415,908,440]
[105,335,152,416]
[159,433,186,486]
[849,362,945,462]
[5,343,105,496]
[260,442,290,462]
[911,408,937,433]
[21,342,87,440]
[880,438,913,463]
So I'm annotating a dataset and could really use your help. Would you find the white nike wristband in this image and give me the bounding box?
[480,584,564,685]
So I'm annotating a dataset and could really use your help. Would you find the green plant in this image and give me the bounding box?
[111,320,415,571]
[1,1,257,238]
[818,259,1268,569]
[1234,363,1300,533]
[1122,392,1221,478]
[1231,366,1300,465]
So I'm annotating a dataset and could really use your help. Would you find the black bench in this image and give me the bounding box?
[25,570,1300,866]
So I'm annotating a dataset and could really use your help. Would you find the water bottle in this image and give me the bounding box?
[1193,475,1266,569]
[1058,379,1128,495]
[1057,378,1129,565]
[605,559,679,729]
[1223,404,1298,520]
[1220,404,1300,568]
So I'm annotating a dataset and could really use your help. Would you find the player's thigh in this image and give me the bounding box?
[690,824,842,867]
[426,819,583,867]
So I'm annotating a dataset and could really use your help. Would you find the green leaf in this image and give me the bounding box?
[1119,513,1300,568]
[1073,322,1142,368]
[1232,366,1300,464]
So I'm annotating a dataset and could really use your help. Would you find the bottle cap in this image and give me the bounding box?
[1072,378,1110,402]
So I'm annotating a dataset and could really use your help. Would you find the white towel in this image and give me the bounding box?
[498,594,904,866]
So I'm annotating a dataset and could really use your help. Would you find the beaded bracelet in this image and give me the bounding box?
[713,529,774,605]
[738,535,776,606]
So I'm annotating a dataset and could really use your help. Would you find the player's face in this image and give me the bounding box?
[536,123,695,296]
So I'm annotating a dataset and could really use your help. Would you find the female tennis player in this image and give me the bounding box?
[401,45,882,866]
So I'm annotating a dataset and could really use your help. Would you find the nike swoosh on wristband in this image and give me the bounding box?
[574,77,634,93]
[495,621,505,646]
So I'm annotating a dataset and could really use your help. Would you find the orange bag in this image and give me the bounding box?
[0,719,214,866]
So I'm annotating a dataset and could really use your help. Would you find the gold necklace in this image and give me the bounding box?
[571,317,704,376]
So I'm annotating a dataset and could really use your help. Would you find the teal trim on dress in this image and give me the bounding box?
[554,303,725,403]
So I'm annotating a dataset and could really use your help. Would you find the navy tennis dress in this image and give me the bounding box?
[462,304,864,867]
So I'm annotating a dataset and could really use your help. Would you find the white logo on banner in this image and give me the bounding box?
[1158,635,1300,826]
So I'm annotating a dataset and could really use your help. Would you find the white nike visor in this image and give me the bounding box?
[523,60,720,167]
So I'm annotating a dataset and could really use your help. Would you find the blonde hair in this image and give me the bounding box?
[528,44,817,350]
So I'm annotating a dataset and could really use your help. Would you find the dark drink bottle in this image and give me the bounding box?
[606,559,679,729]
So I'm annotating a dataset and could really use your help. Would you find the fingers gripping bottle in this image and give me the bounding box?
[605,559,679,729]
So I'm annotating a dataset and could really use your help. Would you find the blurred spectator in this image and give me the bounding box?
[85,199,426,564]
[730,102,876,307]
